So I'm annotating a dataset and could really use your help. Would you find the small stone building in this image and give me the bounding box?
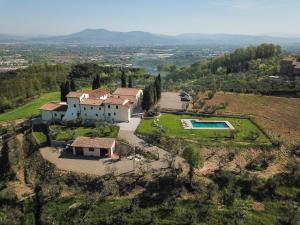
[70,137,116,158]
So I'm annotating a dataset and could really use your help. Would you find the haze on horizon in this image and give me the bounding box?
[0,0,300,37]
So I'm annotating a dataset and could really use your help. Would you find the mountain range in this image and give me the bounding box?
[1,29,300,46]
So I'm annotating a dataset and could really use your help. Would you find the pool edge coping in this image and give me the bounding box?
[180,119,235,130]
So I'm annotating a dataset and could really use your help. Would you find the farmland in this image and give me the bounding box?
[200,92,300,143]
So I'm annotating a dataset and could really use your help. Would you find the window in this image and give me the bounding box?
[91,107,93,110]
[116,105,118,109]
[54,113,57,117]
[114,112,116,116]
[89,148,94,152]
[99,107,101,110]
[84,107,86,110]
[73,104,76,108]
[96,114,98,117]
[108,113,111,116]
[108,105,110,108]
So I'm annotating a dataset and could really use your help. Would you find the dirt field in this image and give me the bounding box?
[202,92,300,143]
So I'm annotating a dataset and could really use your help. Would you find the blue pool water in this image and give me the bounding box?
[191,120,230,129]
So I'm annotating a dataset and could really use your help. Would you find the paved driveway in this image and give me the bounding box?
[40,147,135,176]
[117,117,141,132]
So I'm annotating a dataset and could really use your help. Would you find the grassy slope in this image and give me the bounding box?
[0,92,60,122]
[137,113,270,146]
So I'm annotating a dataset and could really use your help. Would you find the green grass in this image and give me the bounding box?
[32,131,47,145]
[137,113,271,147]
[0,92,60,122]
[50,125,119,141]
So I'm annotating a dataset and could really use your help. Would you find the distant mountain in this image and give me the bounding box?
[1,29,300,46]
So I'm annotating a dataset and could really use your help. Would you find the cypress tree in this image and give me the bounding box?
[60,82,66,102]
[92,77,96,90]
[70,78,76,91]
[121,71,126,88]
[0,139,9,178]
[65,81,70,97]
[128,76,133,88]
[141,86,151,111]
[95,75,101,89]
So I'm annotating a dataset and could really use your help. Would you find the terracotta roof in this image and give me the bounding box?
[40,102,68,111]
[84,89,109,99]
[80,98,104,106]
[112,95,137,103]
[113,88,141,96]
[71,137,115,148]
[104,97,128,105]
[66,92,84,98]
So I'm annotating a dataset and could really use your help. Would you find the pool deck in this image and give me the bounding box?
[180,119,235,130]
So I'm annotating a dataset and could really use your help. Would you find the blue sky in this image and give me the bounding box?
[0,0,300,36]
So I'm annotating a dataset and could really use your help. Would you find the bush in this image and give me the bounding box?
[182,145,204,169]
[246,153,275,171]
[207,91,215,100]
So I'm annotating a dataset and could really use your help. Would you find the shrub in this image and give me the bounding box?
[245,153,275,171]
[182,145,204,169]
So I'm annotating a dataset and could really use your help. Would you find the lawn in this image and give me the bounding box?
[0,92,60,122]
[50,124,119,141]
[32,131,47,145]
[137,113,271,147]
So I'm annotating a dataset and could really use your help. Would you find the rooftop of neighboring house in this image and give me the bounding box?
[113,87,141,97]
[70,137,115,149]
[282,56,300,65]
[40,102,68,111]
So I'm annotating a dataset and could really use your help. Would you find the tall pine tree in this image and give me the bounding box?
[141,86,151,111]
[128,76,133,88]
[121,71,126,88]
[70,78,76,91]
[65,81,70,96]
[60,82,66,102]
[95,75,101,89]
[155,74,162,100]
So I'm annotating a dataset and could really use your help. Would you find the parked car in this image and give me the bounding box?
[179,91,189,97]
[181,96,191,102]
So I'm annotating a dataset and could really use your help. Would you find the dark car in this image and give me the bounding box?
[181,96,191,102]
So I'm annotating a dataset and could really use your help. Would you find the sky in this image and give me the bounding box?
[0,0,300,36]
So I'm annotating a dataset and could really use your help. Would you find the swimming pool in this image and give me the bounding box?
[181,119,235,130]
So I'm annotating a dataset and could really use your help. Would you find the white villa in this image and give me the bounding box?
[40,87,143,123]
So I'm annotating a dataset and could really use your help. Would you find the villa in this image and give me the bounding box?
[71,137,116,157]
[40,87,143,123]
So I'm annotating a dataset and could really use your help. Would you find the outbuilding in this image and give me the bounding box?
[70,137,116,158]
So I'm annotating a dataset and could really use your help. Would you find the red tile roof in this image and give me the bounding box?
[66,92,84,98]
[71,137,115,148]
[112,95,137,103]
[80,99,104,106]
[113,88,141,96]
[40,102,68,111]
[84,89,109,99]
[104,97,128,105]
